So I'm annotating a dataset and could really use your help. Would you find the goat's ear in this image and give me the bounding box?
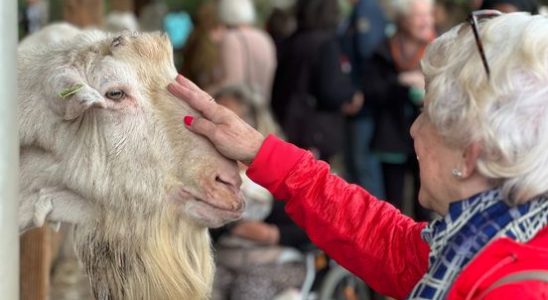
[50,69,106,120]
[61,83,106,120]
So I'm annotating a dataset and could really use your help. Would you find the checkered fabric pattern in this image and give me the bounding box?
[407,189,548,299]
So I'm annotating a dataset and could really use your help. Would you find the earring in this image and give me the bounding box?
[452,168,463,178]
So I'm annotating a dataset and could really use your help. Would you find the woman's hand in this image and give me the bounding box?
[398,70,425,90]
[341,91,364,116]
[231,220,280,245]
[168,75,265,165]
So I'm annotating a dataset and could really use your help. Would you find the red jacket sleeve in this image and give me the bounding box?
[247,135,430,299]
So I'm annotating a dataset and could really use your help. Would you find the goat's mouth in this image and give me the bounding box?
[173,188,245,228]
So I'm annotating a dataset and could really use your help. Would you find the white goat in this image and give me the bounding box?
[18,26,244,299]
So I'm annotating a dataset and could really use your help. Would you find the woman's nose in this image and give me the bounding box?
[410,117,418,139]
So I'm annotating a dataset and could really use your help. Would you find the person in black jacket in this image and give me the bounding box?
[271,0,363,161]
[338,0,388,199]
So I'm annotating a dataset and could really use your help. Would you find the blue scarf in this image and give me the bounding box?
[408,188,548,299]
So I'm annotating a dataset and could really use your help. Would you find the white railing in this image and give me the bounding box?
[0,0,19,298]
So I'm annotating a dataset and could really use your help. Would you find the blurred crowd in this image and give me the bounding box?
[17,0,546,299]
[179,0,544,298]
[174,0,543,221]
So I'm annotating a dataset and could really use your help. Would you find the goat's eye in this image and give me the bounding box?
[105,89,126,101]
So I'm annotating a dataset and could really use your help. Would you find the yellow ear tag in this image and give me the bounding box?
[59,83,85,99]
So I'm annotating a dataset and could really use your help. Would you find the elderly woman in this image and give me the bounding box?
[169,12,548,299]
[361,0,435,214]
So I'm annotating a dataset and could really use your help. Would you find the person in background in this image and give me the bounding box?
[139,0,168,32]
[170,12,548,298]
[265,6,297,55]
[432,0,468,34]
[210,85,310,300]
[182,1,224,91]
[363,0,435,220]
[271,0,364,162]
[480,0,539,13]
[214,0,277,105]
[163,10,193,51]
[338,0,388,198]
[22,0,48,34]
[214,85,282,139]
[104,11,140,33]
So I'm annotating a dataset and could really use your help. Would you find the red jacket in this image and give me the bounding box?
[247,135,548,299]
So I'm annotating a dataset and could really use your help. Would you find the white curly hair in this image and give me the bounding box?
[218,0,256,26]
[422,12,548,204]
[390,0,434,19]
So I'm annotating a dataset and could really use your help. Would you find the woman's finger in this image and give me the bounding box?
[175,74,201,92]
[175,75,213,103]
[168,80,225,123]
[183,115,218,141]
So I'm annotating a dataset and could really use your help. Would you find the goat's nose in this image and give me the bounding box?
[203,158,245,211]
[215,168,242,194]
[213,158,242,191]
[213,166,244,211]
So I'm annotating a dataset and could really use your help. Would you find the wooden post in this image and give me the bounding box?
[63,0,104,27]
[20,228,53,300]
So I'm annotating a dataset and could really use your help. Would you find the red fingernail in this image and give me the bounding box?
[183,115,194,126]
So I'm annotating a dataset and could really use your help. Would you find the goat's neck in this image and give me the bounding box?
[74,206,214,300]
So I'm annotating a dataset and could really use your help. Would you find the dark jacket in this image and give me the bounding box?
[362,39,419,155]
[271,30,356,158]
[338,0,388,84]
[265,201,310,250]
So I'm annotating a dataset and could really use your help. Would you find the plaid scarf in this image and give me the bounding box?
[408,188,548,299]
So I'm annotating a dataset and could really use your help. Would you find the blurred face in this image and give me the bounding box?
[216,94,256,128]
[401,0,435,43]
[217,95,248,119]
[410,100,462,215]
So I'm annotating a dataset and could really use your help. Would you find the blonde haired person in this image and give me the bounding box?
[171,12,548,299]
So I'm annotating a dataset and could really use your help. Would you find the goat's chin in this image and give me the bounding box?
[73,203,214,300]
[183,200,243,228]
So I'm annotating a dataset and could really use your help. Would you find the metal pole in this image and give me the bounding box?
[0,0,19,298]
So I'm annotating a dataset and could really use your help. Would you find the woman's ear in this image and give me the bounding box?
[461,141,483,178]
